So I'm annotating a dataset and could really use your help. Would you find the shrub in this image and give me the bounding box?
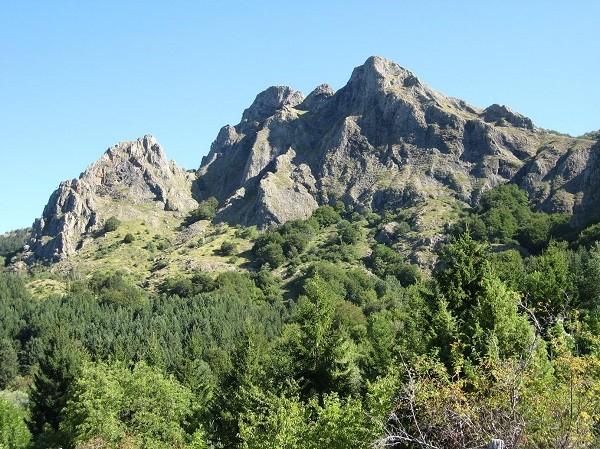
[255,242,285,268]
[122,233,135,244]
[184,197,219,225]
[0,397,31,449]
[103,217,121,233]
[311,206,342,228]
[337,220,362,245]
[220,241,237,256]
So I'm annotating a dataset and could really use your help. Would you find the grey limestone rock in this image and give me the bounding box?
[28,135,196,261]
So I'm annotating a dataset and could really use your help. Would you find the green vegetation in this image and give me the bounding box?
[103,217,121,233]
[1,186,600,448]
[451,184,570,253]
[0,229,30,266]
[122,233,135,244]
[184,197,219,225]
[0,397,30,449]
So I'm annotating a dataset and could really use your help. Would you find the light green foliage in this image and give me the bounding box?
[238,373,397,449]
[0,398,30,449]
[384,355,600,449]
[62,361,203,449]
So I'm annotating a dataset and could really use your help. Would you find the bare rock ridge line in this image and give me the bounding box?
[196,56,598,228]
[26,135,197,261]
[28,56,600,261]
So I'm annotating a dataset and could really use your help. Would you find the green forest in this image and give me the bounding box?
[1,185,599,449]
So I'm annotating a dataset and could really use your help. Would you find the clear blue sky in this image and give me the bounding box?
[1,1,599,233]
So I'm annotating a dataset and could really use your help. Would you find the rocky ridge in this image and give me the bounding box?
[27,56,599,262]
[196,56,598,231]
[26,135,197,261]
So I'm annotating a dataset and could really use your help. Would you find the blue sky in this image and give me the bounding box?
[1,1,599,233]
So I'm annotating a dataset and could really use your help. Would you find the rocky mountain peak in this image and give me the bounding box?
[26,56,600,265]
[241,86,305,123]
[27,136,197,261]
[348,56,422,93]
[298,84,335,111]
[195,55,599,241]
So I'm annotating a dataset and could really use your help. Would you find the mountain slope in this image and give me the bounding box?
[24,56,599,263]
[26,136,197,261]
[197,56,597,229]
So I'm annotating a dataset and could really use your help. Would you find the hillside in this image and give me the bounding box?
[16,57,598,269]
[1,56,599,449]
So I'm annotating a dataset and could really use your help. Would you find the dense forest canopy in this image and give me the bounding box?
[0,185,599,449]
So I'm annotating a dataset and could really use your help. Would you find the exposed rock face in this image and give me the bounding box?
[27,56,600,263]
[515,138,600,225]
[28,136,196,261]
[196,56,597,228]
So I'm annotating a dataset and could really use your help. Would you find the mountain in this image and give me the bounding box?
[25,56,599,262]
[26,136,197,261]
[197,56,597,227]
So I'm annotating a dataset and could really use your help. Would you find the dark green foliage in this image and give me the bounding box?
[88,271,146,306]
[522,241,576,332]
[103,216,121,233]
[452,185,571,253]
[254,241,285,268]
[185,197,219,225]
[578,222,600,247]
[336,220,362,244]
[28,334,84,448]
[367,244,420,286]
[0,338,19,388]
[311,205,342,228]
[433,234,534,367]
[158,271,216,297]
[122,233,135,244]
[220,240,237,255]
[0,228,30,259]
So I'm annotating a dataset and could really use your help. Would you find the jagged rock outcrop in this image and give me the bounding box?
[515,138,600,225]
[197,56,596,228]
[27,135,196,261]
[27,56,600,263]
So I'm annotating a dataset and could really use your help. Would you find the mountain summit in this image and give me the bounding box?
[27,135,196,261]
[196,56,598,229]
[27,56,600,262]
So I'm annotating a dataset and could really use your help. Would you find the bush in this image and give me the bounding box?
[122,233,135,244]
[337,220,362,245]
[184,197,219,225]
[103,217,121,233]
[220,241,237,256]
[311,206,342,228]
[255,242,285,268]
